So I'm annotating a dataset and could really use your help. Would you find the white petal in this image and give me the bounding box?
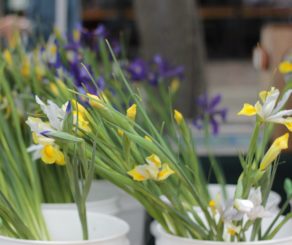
[26,117,52,133]
[273,89,292,113]
[248,188,262,206]
[267,109,292,121]
[247,206,272,220]
[234,199,254,213]
[262,88,279,116]
[35,96,65,130]
[27,144,43,152]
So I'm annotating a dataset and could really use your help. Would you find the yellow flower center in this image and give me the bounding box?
[227,227,237,236]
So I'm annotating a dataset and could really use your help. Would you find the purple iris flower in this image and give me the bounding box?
[152,54,184,80]
[193,93,228,135]
[126,58,149,81]
[94,24,108,40]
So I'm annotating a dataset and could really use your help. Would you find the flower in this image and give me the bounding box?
[152,54,184,80]
[279,61,292,74]
[126,58,149,81]
[128,154,175,181]
[87,93,104,109]
[26,97,67,165]
[3,50,13,66]
[169,79,180,93]
[40,144,65,165]
[127,104,137,121]
[72,111,91,133]
[144,135,152,142]
[117,129,124,137]
[174,109,183,125]
[21,57,30,78]
[259,133,289,171]
[193,93,227,135]
[238,87,292,131]
[226,224,240,237]
[26,117,65,165]
[234,199,254,213]
[35,96,66,131]
[234,188,272,221]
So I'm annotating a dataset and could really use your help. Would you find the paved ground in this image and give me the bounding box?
[207,59,260,123]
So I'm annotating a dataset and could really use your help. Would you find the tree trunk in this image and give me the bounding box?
[133,0,207,117]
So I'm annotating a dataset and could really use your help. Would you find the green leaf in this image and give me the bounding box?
[45,131,83,143]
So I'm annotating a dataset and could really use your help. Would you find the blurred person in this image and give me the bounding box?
[0,0,81,41]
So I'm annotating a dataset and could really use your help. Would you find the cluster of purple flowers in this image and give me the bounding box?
[126,54,184,86]
[39,24,114,96]
[193,93,227,135]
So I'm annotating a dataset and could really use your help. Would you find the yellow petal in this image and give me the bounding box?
[227,227,237,236]
[237,103,257,116]
[174,109,183,125]
[283,118,292,132]
[50,83,59,96]
[71,100,87,116]
[117,129,124,136]
[209,199,216,208]
[73,111,91,133]
[146,154,161,168]
[128,168,147,181]
[260,133,289,171]
[259,90,268,103]
[32,132,39,144]
[3,50,13,66]
[73,29,80,42]
[170,79,180,93]
[55,149,65,166]
[21,58,30,78]
[144,135,152,142]
[279,61,292,74]
[157,163,175,181]
[127,104,137,121]
[87,93,104,109]
[41,144,56,164]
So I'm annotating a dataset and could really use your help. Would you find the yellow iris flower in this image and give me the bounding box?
[73,111,91,133]
[127,104,137,121]
[21,58,30,78]
[238,87,292,131]
[87,93,105,109]
[174,109,183,125]
[144,135,152,142]
[41,144,65,166]
[170,79,180,93]
[3,50,13,66]
[279,61,292,74]
[260,133,289,171]
[128,154,175,182]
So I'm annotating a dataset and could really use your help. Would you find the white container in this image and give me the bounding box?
[95,181,145,245]
[42,180,119,215]
[153,216,292,245]
[0,209,129,245]
[43,180,145,245]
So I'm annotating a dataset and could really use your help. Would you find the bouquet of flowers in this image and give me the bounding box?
[23,48,292,242]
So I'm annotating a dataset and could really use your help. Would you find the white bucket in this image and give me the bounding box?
[93,181,145,245]
[153,216,292,245]
[42,180,119,215]
[42,180,145,245]
[0,209,129,245]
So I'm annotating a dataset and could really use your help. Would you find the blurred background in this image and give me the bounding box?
[1,0,292,120]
